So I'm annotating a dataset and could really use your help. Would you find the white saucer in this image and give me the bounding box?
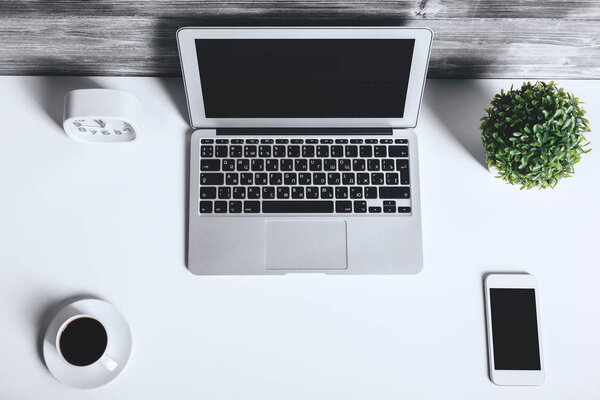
[43,298,132,389]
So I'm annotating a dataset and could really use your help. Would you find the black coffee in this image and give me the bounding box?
[59,317,107,366]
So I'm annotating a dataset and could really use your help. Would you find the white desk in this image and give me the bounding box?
[1,77,599,399]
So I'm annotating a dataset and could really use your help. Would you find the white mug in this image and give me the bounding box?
[56,313,118,372]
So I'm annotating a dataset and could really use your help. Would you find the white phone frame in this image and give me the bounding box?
[176,27,433,129]
[484,274,545,386]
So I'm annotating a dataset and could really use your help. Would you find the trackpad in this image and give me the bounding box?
[265,221,348,270]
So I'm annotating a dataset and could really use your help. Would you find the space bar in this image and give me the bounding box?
[262,201,334,213]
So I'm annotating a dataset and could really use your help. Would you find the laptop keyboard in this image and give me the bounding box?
[197,138,411,215]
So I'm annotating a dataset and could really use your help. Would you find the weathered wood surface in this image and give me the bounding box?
[0,0,599,78]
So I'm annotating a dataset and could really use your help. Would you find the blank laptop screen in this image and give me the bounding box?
[195,39,415,118]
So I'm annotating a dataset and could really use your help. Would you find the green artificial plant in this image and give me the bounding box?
[480,81,590,189]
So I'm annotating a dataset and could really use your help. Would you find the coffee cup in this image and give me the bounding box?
[56,314,118,372]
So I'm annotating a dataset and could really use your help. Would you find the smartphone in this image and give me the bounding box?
[484,274,544,385]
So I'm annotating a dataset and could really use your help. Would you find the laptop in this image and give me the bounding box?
[177,27,432,275]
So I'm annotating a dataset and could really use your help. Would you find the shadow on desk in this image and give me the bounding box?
[424,80,490,169]
[23,76,103,130]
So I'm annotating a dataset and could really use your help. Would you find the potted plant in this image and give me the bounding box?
[480,81,591,189]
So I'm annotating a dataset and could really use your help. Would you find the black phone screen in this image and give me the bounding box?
[490,288,541,370]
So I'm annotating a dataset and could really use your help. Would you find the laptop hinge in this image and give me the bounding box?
[216,128,393,136]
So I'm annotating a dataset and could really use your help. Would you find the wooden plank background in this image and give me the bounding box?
[0,0,599,78]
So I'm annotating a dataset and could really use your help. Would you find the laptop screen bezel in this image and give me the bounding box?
[177,27,433,129]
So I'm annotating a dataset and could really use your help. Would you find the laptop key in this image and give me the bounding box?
[371,173,384,185]
[273,145,286,157]
[229,145,243,157]
[255,173,268,185]
[386,173,399,185]
[331,145,343,157]
[201,173,224,185]
[222,159,235,171]
[232,187,246,199]
[316,146,329,157]
[201,146,213,158]
[269,173,282,185]
[321,186,334,199]
[299,173,311,185]
[262,187,275,199]
[215,145,228,157]
[236,159,249,171]
[214,201,227,213]
[359,145,372,157]
[259,146,271,157]
[277,187,290,199]
[266,159,279,171]
[384,200,396,213]
[200,187,216,199]
[389,145,409,157]
[324,159,337,171]
[398,206,411,213]
[335,187,348,199]
[263,201,333,213]
[279,159,293,171]
[218,187,231,199]
[229,201,242,213]
[240,173,253,185]
[294,159,308,171]
[379,187,410,199]
[350,187,363,199]
[306,187,319,198]
[199,201,213,213]
[327,173,341,185]
[200,159,220,171]
[338,159,351,171]
[302,145,315,157]
[313,173,326,185]
[354,200,367,213]
[244,201,260,213]
[247,186,260,199]
[225,173,239,185]
[374,146,387,157]
[244,146,257,157]
[365,187,377,199]
[201,139,214,144]
[397,159,409,184]
[284,173,297,185]
[251,159,264,171]
[368,206,382,213]
[367,159,380,171]
[309,159,322,171]
[288,145,300,157]
[335,201,352,213]
[352,159,365,171]
[345,145,358,157]
[357,173,370,185]
[342,173,355,185]
[382,159,395,171]
[291,187,305,199]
